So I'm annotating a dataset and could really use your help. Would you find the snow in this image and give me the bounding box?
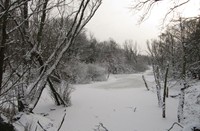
[183,123,200,131]
[13,113,57,131]
[30,69,182,131]
[13,68,200,131]
[184,81,200,125]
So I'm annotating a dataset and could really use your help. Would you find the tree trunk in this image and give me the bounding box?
[166,86,169,98]
[162,65,169,118]
[25,0,102,112]
[177,18,187,123]
[18,0,56,112]
[25,0,61,111]
[47,78,67,106]
[156,85,162,107]
[0,0,10,93]
[177,85,186,123]
[29,81,47,112]
[37,0,49,48]
[17,0,29,112]
[154,65,162,107]
[142,75,149,91]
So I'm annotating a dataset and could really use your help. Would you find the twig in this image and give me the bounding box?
[37,121,47,131]
[57,113,66,131]
[94,123,109,131]
[99,123,109,131]
[168,122,183,131]
[134,107,137,112]
[127,106,137,112]
[35,126,38,131]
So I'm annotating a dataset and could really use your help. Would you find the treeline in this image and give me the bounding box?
[147,17,200,81]
[34,18,149,84]
[59,33,149,84]
[147,17,200,123]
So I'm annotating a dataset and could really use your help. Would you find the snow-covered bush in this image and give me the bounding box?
[48,80,73,107]
[58,81,74,106]
[61,61,108,84]
[62,61,90,84]
[87,64,107,81]
[134,62,149,72]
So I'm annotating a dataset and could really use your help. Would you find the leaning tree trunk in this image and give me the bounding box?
[17,0,66,112]
[24,0,102,112]
[33,0,66,107]
[142,75,149,91]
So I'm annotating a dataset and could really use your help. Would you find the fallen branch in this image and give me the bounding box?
[99,123,109,131]
[168,122,183,131]
[127,106,137,112]
[94,123,109,131]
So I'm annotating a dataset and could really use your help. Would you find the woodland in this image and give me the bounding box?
[0,0,200,131]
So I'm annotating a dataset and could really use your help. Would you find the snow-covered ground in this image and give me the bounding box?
[31,69,183,131]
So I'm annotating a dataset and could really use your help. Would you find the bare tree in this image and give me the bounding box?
[147,41,162,107]
[177,17,189,123]
[124,40,139,64]
[0,0,102,116]
[146,16,200,122]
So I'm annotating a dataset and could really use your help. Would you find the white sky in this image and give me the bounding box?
[85,0,200,53]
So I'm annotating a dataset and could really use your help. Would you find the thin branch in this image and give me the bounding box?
[57,113,66,131]
[168,122,183,131]
[37,121,47,131]
[163,0,190,23]
[131,0,159,23]
[132,0,192,24]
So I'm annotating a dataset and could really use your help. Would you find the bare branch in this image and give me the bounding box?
[132,0,193,24]
[163,0,190,23]
[168,122,183,131]
[131,0,159,23]
[57,113,66,131]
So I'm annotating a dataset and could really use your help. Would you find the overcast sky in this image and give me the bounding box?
[85,0,200,53]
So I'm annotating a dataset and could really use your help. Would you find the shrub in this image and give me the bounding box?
[59,81,74,106]
[62,61,89,84]
[87,64,107,81]
[134,62,149,72]
[61,61,108,84]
